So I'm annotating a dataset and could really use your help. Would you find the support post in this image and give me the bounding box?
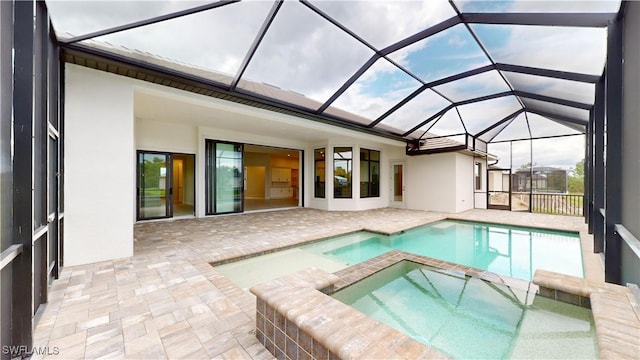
[593,77,605,253]
[585,115,592,228]
[604,15,624,284]
[12,0,35,351]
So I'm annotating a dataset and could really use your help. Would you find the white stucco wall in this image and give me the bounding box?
[406,153,457,213]
[66,63,484,267]
[64,64,135,266]
[135,117,197,154]
[405,152,478,213]
[455,153,474,213]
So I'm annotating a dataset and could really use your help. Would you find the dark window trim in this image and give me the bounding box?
[360,148,380,198]
[333,146,353,199]
[314,148,325,199]
[475,161,482,191]
[205,139,244,215]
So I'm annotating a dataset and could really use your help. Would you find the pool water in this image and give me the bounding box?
[302,220,583,281]
[332,261,597,359]
[215,220,583,289]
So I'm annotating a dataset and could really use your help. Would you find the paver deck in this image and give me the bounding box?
[31,208,605,359]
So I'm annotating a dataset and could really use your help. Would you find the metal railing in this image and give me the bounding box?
[531,193,584,216]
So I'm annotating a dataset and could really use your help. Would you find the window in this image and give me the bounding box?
[360,148,380,198]
[205,140,243,215]
[333,147,352,198]
[314,148,325,198]
[475,162,482,190]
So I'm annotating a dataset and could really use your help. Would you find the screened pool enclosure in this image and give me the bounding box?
[48,0,612,153]
[3,0,638,356]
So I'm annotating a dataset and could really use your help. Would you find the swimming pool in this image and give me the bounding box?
[332,261,597,359]
[214,220,583,289]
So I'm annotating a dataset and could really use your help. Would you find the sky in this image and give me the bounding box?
[45,0,618,169]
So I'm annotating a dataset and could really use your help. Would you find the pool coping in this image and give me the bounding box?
[251,250,639,360]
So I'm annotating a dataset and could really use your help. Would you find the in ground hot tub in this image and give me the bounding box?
[332,261,597,359]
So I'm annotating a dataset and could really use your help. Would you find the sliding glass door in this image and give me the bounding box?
[206,140,243,215]
[138,151,172,219]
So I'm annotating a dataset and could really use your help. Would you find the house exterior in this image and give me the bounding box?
[1,1,639,356]
[64,63,489,267]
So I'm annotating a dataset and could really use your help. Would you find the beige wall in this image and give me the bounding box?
[65,65,135,266]
[245,166,266,198]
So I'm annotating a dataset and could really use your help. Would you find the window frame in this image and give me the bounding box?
[475,161,482,191]
[314,148,325,198]
[333,147,352,199]
[360,148,380,198]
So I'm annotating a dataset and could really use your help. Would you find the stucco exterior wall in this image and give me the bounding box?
[64,64,135,266]
[64,64,482,266]
[455,153,474,213]
[406,153,457,213]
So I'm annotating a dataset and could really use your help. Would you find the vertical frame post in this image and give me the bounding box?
[12,0,35,350]
[593,77,605,253]
[604,16,624,284]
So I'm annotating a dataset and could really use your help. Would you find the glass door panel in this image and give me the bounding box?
[138,152,171,219]
[215,142,243,214]
[391,162,406,207]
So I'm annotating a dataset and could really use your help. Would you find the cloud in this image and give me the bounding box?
[473,24,607,76]
[504,71,596,105]
[48,1,275,76]
[434,70,511,102]
[488,132,585,169]
[456,95,522,134]
[46,0,595,172]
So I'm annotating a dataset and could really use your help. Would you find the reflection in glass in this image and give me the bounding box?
[360,149,380,198]
[215,142,243,214]
[139,152,170,219]
[333,147,352,198]
[314,148,325,198]
[206,141,243,214]
[393,164,404,202]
